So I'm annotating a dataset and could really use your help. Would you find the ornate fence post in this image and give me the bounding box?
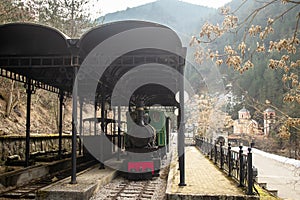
[210,139,213,160]
[206,138,209,155]
[228,143,232,177]
[199,137,202,147]
[207,138,210,156]
[247,147,254,195]
[220,142,224,169]
[238,145,245,187]
[201,137,204,150]
[204,138,207,153]
[205,138,209,155]
[214,141,217,164]
[198,137,203,152]
[202,137,205,153]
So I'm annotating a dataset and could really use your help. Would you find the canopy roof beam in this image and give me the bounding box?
[0,56,78,68]
[0,68,60,93]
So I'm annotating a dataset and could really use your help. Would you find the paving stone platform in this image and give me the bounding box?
[36,159,121,200]
[166,146,259,200]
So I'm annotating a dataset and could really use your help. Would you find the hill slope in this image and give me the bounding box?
[99,0,216,45]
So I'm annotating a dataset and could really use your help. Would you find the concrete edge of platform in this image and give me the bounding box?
[36,165,118,200]
[165,149,178,199]
[166,193,260,200]
[0,156,87,192]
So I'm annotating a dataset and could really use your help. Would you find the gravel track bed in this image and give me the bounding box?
[90,159,170,200]
[90,175,167,200]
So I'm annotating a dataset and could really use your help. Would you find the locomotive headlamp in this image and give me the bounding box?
[175,91,189,103]
[174,108,179,116]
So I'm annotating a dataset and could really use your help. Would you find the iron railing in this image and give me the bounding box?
[195,137,256,195]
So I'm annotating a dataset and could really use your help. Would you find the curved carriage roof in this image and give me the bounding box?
[0,21,185,106]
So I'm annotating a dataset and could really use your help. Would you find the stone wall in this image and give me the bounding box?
[0,135,74,161]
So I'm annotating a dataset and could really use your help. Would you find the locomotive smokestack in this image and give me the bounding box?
[127,100,155,148]
[136,100,145,126]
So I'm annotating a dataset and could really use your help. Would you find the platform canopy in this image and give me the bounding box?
[0,23,75,93]
[0,20,187,185]
[0,20,186,106]
[77,20,186,107]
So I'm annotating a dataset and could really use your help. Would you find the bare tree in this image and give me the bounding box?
[0,0,34,23]
[0,1,33,118]
[32,0,99,37]
[191,0,300,157]
[191,0,299,102]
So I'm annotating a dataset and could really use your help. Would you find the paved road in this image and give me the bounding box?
[252,150,300,200]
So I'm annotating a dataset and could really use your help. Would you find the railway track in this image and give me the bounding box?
[91,176,166,200]
[0,159,97,199]
[91,136,174,200]
[108,179,154,200]
[91,158,170,200]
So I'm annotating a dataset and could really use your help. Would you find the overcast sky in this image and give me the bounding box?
[91,0,232,16]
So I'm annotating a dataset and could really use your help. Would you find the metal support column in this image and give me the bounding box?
[105,110,108,133]
[71,67,78,184]
[178,65,186,186]
[25,78,33,167]
[166,117,170,153]
[79,98,83,155]
[117,105,121,161]
[177,111,180,171]
[94,101,97,136]
[177,113,180,168]
[113,107,116,152]
[99,93,105,169]
[58,90,64,159]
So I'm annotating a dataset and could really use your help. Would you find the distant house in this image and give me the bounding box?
[228,107,276,145]
[233,107,261,135]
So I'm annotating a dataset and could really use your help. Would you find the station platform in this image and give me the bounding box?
[36,159,121,200]
[166,146,259,200]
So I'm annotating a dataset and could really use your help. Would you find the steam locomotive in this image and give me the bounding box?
[122,102,169,180]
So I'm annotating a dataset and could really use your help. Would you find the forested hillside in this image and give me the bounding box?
[189,0,299,157]
[0,0,299,143]
[101,0,299,121]
[100,0,216,45]
[199,0,300,119]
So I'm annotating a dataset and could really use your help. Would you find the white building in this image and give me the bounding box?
[263,108,276,135]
